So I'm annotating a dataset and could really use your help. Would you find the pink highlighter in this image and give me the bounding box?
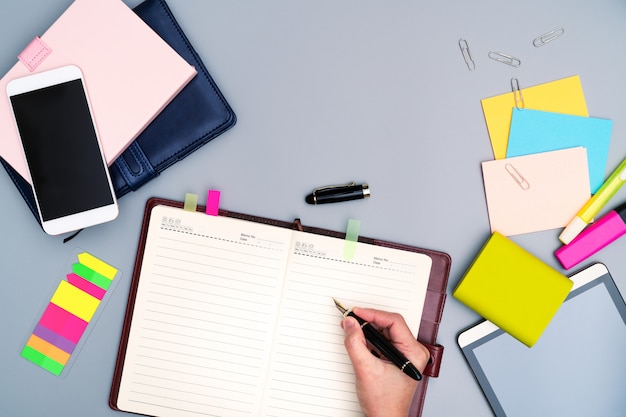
[555,202,626,269]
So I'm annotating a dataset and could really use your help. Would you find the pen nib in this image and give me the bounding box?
[332,297,348,315]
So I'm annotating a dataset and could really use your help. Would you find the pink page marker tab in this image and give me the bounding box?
[206,190,221,216]
[67,273,106,300]
[38,303,88,344]
[18,37,52,72]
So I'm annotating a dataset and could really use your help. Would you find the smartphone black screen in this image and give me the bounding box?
[10,79,115,221]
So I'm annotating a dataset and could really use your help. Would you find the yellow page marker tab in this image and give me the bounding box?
[77,252,117,281]
[50,281,101,322]
[481,75,588,160]
[344,219,361,261]
[184,193,198,212]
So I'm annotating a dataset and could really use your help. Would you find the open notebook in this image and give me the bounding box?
[110,198,450,417]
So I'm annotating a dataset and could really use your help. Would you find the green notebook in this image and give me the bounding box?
[453,232,573,347]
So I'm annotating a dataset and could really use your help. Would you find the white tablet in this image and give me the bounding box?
[458,263,626,417]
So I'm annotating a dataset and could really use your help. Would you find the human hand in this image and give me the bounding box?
[341,307,430,417]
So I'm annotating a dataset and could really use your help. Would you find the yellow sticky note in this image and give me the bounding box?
[481,75,588,160]
[77,252,117,280]
[50,281,101,322]
[453,232,573,347]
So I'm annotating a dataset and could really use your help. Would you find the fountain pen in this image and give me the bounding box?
[333,298,422,381]
[305,182,370,205]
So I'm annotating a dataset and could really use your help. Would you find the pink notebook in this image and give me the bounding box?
[0,0,196,183]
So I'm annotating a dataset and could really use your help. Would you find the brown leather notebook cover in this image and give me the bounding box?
[109,197,451,416]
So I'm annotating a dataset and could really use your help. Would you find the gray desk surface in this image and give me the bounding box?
[2,1,626,416]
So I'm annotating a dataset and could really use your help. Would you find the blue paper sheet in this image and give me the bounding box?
[506,109,612,193]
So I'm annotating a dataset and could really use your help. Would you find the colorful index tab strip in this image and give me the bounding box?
[21,252,117,376]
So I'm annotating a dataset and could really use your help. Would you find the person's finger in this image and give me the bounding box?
[352,307,430,368]
[341,316,379,373]
[352,307,414,342]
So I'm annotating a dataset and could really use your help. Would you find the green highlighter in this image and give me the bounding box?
[453,232,573,347]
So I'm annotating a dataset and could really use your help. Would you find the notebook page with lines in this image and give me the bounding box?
[262,231,431,416]
[111,202,432,417]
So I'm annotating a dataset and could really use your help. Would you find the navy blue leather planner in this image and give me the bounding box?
[1,0,236,222]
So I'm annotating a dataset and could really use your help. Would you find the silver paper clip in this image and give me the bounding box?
[505,163,530,190]
[533,28,565,47]
[511,78,525,109]
[458,39,475,71]
[488,51,521,67]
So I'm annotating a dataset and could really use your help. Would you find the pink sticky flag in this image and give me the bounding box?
[38,303,88,344]
[206,190,221,216]
[67,273,106,300]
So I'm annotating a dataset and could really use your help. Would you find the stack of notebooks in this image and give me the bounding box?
[0,0,237,224]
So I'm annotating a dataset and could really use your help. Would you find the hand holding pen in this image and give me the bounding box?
[335,301,430,417]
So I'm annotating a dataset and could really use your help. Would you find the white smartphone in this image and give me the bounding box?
[7,65,118,235]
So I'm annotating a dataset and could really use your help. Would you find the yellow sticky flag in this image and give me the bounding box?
[50,281,100,322]
[77,252,117,280]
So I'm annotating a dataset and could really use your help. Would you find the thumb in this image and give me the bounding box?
[342,316,374,366]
